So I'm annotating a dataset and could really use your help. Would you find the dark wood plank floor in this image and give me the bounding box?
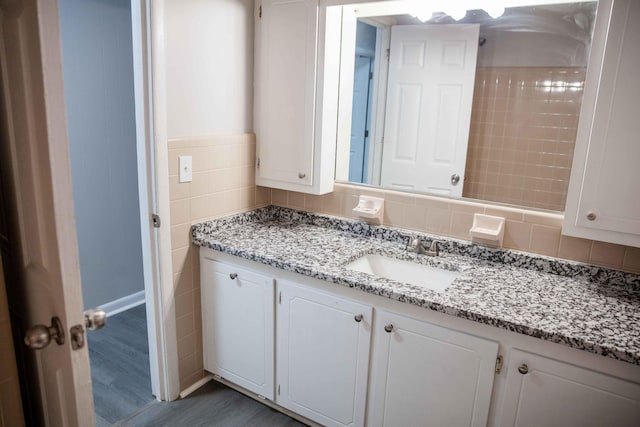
[116,380,307,427]
[88,304,154,426]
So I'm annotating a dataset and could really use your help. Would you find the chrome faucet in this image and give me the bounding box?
[406,238,440,256]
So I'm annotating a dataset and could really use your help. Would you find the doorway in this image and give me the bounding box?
[349,21,377,184]
[58,0,156,423]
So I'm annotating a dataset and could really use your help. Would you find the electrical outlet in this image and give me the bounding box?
[179,156,193,183]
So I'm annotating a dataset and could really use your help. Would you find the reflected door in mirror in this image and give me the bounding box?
[381,24,479,196]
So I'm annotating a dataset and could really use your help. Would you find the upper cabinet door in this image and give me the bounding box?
[255,0,338,195]
[255,0,317,188]
[564,0,640,247]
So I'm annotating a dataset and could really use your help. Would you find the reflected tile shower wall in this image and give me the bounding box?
[464,67,587,211]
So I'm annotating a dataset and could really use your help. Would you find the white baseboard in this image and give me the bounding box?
[97,290,146,317]
[179,374,213,399]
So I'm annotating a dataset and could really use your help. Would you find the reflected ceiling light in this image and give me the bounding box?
[447,7,468,21]
[409,3,434,22]
[483,3,506,19]
[409,0,505,22]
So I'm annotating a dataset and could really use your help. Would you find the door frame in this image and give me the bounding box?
[132,0,180,401]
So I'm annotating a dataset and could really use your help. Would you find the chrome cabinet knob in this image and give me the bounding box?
[229,273,238,280]
[384,324,394,333]
[518,363,529,375]
[451,174,460,185]
[354,314,363,322]
[586,212,597,221]
[298,172,306,179]
[24,317,65,350]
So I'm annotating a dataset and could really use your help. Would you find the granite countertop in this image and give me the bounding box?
[192,206,640,365]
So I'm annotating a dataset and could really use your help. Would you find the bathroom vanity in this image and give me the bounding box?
[193,207,640,427]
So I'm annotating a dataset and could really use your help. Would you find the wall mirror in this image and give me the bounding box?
[332,0,598,212]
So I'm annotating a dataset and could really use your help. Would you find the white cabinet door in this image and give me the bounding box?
[499,349,640,427]
[370,310,498,427]
[201,258,275,399]
[256,0,317,188]
[254,0,337,195]
[564,0,640,247]
[276,281,372,427]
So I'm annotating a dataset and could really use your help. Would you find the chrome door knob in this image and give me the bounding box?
[451,174,460,185]
[24,316,65,350]
[354,314,363,322]
[84,309,107,331]
[384,324,394,333]
[518,363,529,375]
[298,172,306,179]
[229,273,238,280]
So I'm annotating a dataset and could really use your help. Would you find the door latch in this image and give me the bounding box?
[70,324,85,350]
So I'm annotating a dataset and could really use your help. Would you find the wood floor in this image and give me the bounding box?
[117,380,307,427]
[90,304,306,426]
[88,304,154,426]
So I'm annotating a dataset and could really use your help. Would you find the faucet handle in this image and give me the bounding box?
[398,232,413,249]
[429,240,442,255]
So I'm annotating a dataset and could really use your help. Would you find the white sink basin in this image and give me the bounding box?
[346,254,459,293]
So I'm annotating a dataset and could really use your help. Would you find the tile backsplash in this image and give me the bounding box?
[273,183,640,274]
[464,67,586,211]
[168,133,269,390]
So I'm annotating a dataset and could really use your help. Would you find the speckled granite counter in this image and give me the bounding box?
[192,206,640,365]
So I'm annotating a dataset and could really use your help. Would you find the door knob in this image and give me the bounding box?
[298,172,306,179]
[24,317,65,350]
[384,324,394,333]
[451,174,460,185]
[84,309,107,331]
[518,363,529,375]
[354,314,363,322]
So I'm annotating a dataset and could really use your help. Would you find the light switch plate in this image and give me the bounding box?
[179,156,193,183]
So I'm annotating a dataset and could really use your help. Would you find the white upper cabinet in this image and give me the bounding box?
[564,0,640,247]
[254,0,339,195]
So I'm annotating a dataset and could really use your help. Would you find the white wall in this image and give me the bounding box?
[477,29,590,67]
[165,0,254,138]
[60,0,145,309]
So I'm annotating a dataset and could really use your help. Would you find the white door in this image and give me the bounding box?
[369,310,498,427]
[201,258,275,399]
[381,24,479,196]
[276,281,372,427]
[499,349,640,427]
[0,0,94,425]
